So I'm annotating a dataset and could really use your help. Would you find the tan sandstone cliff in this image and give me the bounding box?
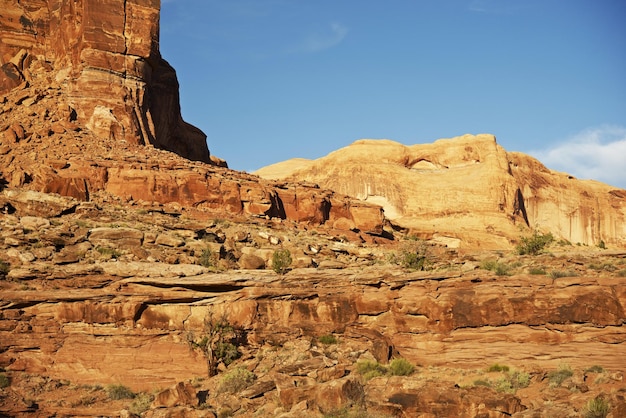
[256,135,626,249]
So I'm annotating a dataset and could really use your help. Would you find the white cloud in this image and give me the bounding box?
[529,125,626,189]
[291,22,348,53]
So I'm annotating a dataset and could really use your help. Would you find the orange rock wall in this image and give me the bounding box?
[0,0,210,163]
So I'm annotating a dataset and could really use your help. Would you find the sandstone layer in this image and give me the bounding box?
[256,135,626,250]
[0,0,210,163]
[1,191,625,416]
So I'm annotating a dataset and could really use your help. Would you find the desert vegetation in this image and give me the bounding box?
[271,249,292,274]
[187,312,243,377]
[516,230,554,255]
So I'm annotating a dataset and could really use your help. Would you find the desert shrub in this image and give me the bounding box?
[323,406,387,418]
[0,260,10,278]
[106,384,135,400]
[493,371,530,393]
[585,365,604,373]
[389,358,415,376]
[0,373,10,388]
[547,364,573,387]
[528,267,546,275]
[618,269,626,277]
[356,360,388,381]
[597,240,606,249]
[187,312,243,377]
[508,370,530,389]
[516,231,554,255]
[390,240,429,270]
[549,270,578,279]
[197,246,216,268]
[215,341,240,367]
[129,392,154,415]
[272,249,292,275]
[318,334,338,345]
[218,367,256,394]
[96,246,122,259]
[583,396,610,418]
[487,363,510,372]
[480,260,511,276]
[472,379,491,387]
[590,263,616,272]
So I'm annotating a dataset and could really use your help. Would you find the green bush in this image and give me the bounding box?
[356,358,415,379]
[472,379,491,387]
[508,370,530,390]
[272,249,292,275]
[356,360,388,381]
[215,341,240,367]
[583,396,610,418]
[549,270,578,279]
[198,246,216,268]
[106,384,135,400]
[597,240,606,250]
[528,267,546,275]
[516,231,554,255]
[392,240,429,270]
[618,269,626,277]
[585,365,604,373]
[487,363,510,372]
[218,367,256,394]
[589,263,616,272]
[0,373,10,388]
[493,371,530,393]
[318,334,338,345]
[129,392,153,415]
[389,358,415,376]
[187,312,243,377]
[547,364,573,387]
[480,260,511,276]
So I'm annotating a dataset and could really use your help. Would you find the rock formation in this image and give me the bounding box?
[1,1,625,416]
[0,2,384,236]
[256,135,626,249]
[0,0,210,163]
[1,190,625,416]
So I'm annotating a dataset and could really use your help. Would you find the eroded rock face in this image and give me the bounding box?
[256,135,626,249]
[0,0,210,163]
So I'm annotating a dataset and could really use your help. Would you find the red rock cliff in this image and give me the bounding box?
[0,0,211,163]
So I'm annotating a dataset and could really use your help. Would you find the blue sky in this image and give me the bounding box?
[160,0,626,188]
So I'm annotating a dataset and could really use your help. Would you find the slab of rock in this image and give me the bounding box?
[88,227,144,249]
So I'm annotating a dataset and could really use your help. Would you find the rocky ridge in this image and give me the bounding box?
[256,136,626,250]
[0,192,625,417]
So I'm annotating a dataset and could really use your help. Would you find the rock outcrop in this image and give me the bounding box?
[256,135,626,249]
[0,0,210,163]
[1,191,625,416]
[0,36,384,235]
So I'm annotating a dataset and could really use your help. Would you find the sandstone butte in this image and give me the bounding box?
[1,1,626,418]
[256,136,626,250]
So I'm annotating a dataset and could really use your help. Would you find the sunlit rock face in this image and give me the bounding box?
[0,0,210,163]
[256,134,626,249]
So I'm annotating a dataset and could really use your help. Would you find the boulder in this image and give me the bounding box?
[239,253,265,270]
